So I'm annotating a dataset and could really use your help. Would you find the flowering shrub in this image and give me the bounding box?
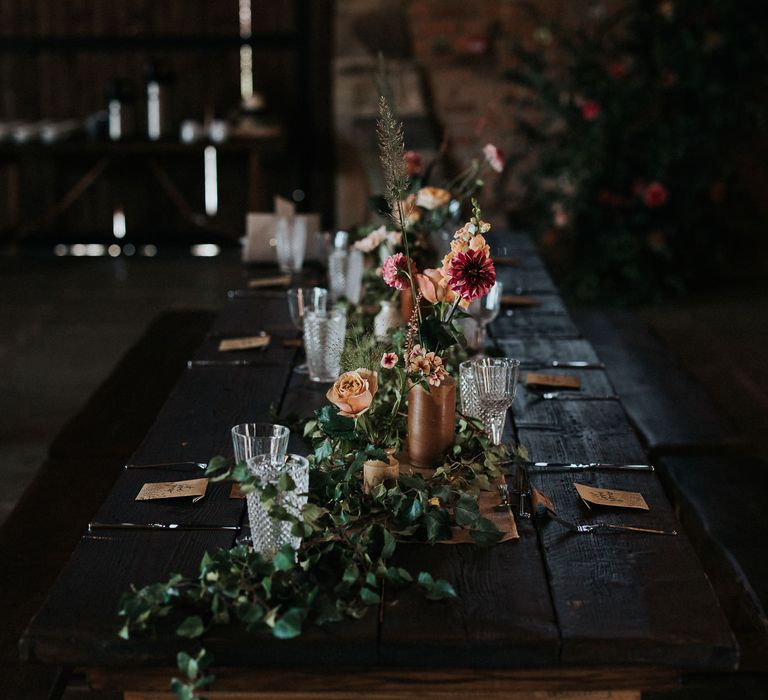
[508,0,768,303]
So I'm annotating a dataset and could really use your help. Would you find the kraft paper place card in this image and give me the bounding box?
[247,274,292,289]
[494,256,520,267]
[218,335,271,352]
[282,338,303,348]
[501,294,539,307]
[531,486,557,514]
[574,482,649,510]
[230,483,246,499]
[526,372,581,390]
[136,478,208,503]
[274,195,295,219]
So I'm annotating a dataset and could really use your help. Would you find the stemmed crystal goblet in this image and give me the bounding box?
[467,281,503,352]
[470,357,520,445]
[287,287,328,374]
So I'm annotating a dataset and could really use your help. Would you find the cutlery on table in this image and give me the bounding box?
[525,462,654,473]
[124,461,208,470]
[539,392,620,401]
[188,359,263,368]
[89,522,240,532]
[546,513,676,536]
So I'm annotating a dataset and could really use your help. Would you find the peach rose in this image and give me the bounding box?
[415,186,451,211]
[326,368,378,418]
[416,268,457,304]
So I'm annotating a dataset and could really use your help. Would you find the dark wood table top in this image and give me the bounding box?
[20,232,738,676]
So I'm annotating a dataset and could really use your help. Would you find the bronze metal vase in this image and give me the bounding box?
[406,377,456,468]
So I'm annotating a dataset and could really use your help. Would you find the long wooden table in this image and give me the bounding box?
[20,233,738,699]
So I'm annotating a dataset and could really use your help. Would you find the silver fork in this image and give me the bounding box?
[124,461,208,470]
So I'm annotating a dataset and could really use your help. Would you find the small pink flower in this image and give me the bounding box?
[482,143,504,173]
[643,181,669,208]
[381,352,398,369]
[381,253,417,291]
[580,100,601,121]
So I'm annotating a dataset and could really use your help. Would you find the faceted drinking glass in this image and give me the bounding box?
[246,453,309,560]
[287,287,328,375]
[303,308,346,383]
[467,281,503,351]
[467,357,520,445]
[231,423,290,467]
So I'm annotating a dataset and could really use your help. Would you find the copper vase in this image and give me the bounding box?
[400,289,415,323]
[407,377,456,468]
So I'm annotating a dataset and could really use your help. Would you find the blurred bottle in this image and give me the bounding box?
[328,230,349,302]
[105,78,134,141]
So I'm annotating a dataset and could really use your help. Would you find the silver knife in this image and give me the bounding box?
[549,361,605,369]
[89,522,239,532]
[125,461,208,470]
[526,462,654,472]
[188,359,262,368]
[541,392,620,401]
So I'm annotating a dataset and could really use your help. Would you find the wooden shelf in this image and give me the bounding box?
[0,32,298,53]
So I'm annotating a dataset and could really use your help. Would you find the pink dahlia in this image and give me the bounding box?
[482,143,504,173]
[381,253,417,291]
[448,248,496,302]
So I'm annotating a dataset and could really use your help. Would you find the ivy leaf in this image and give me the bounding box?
[314,438,334,462]
[381,528,396,560]
[470,516,503,546]
[454,494,480,528]
[424,507,452,542]
[272,546,296,571]
[316,405,357,439]
[273,608,304,639]
[205,455,229,477]
[359,587,380,605]
[417,571,458,601]
[176,615,205,639]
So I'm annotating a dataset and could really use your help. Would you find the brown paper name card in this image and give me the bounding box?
[526,372,581,390]
[247,274,292,289]
[531,486,557,514]
[136,478,208,503]
[282,338,303,348]
[218,335,271,352]
[574,482,649,510]
[494,256,520,267]
[230,483,246,499]
[501,294,539,307]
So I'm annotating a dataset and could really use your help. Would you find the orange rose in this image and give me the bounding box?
[416,268,457,304]
[415,186,451,210]
[326,368,378,418]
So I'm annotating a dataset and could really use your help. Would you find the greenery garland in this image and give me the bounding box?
[118,399,525,698]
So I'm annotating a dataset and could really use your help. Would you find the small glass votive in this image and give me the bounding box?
[275,217,307,273]
[246,453,309,559]
[303,308,346,383]
[231,423,290,466]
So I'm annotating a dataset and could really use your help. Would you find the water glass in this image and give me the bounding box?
[231,423,290,466]
[246,453,309,559]
[287,287,328,331]
[462,358,520,445]
[303,308,346,383]
[275,216,307,273]
[467,281,503,350]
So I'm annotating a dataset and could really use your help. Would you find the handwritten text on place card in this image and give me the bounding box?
[218,335,271,352]
[574,482,649,510]
[136,478,208,503]
[526,372,581,389]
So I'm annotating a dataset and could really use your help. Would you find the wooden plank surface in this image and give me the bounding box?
[20,231,738,680]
